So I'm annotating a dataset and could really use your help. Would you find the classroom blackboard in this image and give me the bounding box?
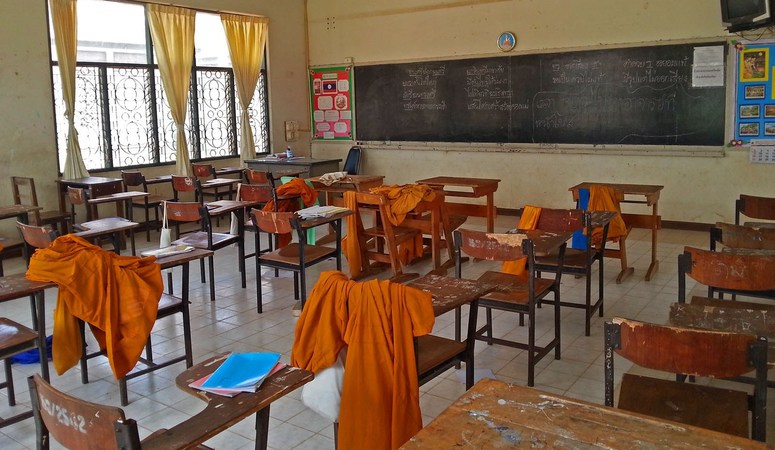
[354,43,726,146]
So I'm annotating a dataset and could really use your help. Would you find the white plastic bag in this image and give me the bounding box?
[301,347,346,423]
[160,201,172,248]
[229,183,241,236]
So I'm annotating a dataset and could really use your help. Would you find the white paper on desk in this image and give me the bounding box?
[296,205,349,219]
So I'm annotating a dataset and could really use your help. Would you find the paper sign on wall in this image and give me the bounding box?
[310,66,353,140]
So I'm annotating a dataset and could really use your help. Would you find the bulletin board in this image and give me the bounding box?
[733,41,775,144]
[309,66,354,140]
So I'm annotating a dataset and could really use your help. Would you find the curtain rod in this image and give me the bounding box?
[111,0,266,18]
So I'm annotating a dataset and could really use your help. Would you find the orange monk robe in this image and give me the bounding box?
[588,185,628,243]
[291,271,435,450]
[25,235,163,379]
[343,191,365,279]
[501,205,541,277]
[369,184,436,226]
[262,177,318,247]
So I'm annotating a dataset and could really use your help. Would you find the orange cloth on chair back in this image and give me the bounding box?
[343,191,364,279]
[588,185,628,243]
[501,205,541,276]
[369,184,436,225]
[262,177,318,247]
[291,271,435,450]
[25,235,163,379]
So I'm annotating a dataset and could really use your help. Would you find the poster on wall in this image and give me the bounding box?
[733,41,775,147]
[310,66,353,140]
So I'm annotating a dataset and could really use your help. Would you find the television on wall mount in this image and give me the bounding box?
[721,0,773,32]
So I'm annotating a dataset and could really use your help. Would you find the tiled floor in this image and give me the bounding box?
[0,216,772,449]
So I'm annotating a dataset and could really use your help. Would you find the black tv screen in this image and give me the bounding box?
[721,0,772,31]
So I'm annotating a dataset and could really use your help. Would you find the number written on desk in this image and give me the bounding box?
[40,396,87,434]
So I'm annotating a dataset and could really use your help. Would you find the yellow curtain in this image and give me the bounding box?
[147,5,195,176]
[221,14,269,165]
[50,0,89,179]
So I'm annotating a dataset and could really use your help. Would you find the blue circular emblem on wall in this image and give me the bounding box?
[498,32,516,52]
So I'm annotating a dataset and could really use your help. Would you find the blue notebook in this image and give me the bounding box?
[200,352,282,390]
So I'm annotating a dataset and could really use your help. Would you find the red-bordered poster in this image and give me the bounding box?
[310,66,353,140]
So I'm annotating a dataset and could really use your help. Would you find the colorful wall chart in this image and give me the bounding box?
[733,41,775,144]
[310,66,353,140]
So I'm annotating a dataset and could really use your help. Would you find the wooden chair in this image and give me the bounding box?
[453,228,565,387]
[678,246,775,303]
[11,176,71,235]
[352,191,422,282]
[604,318,768,442]
[28,374,211,450]
[166,201,241,303]
[121,171,170,242]
[17,222,192,406]
[735,194,775,226]
[171,175,203,203]
[533,208,608,336]
[250,208,340,313]
[192,162,234,202]
[237,183,275,260]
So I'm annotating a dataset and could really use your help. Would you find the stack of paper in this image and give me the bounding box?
[190,352,283,397]
[140,245,195,258]
[296,205,350,219]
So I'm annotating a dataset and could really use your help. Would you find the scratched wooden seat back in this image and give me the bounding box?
[736,194,775,225]
[678,246,775,301]
[604,318,768,442]
[28,373,140,450]
[711,222,775,251]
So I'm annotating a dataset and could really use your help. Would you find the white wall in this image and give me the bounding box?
[307,0,774,223]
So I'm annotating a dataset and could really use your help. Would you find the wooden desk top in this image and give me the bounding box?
[57,177,122,187]
[298,209,353,229]
[0,204,43,221]
[154,248,213,269]
[0,274,55,302]
[505,230,574,257]
[88,191,150,204]
[308,174,385,192]
[142,353,313,450]
[417,176,500,197]
[569,182,664,206]
[73,217,139,238]
[245,157,342,166]
[206,199,262,216]
[408,274,495,316]
[401,378,765,449]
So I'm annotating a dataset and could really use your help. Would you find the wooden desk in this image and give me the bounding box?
[73,217,139,256]
[57,177,123,221]
[570,182,664,282]
[402,192,455,271]
[0,274,55,426]
[142,353,313,450]
[401,378,765,449]
[416,176,500,233]
[244,157,342,178]
[214,167,244,178]
[308,174,385,206]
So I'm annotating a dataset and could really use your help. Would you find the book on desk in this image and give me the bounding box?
[189,352,283,397]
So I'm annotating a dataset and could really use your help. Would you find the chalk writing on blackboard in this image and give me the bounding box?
[355,42,726,146]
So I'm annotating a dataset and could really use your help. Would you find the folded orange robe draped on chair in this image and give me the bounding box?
[25,235,163,379]
[588,185,628,243]
[262,177,318,247]
[342,185,435,278]
[291,271,435,450]
[501,205,541,277]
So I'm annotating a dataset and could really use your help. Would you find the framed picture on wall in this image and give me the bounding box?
[745,84,766,99]
[766,123,775,135]
[740,48,769,82]
[740,122,760,136]
[765,105,775,117]
[740,104,761,118]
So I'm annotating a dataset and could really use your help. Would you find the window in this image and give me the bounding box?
[50,0,270,172]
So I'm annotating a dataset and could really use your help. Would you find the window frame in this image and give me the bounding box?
[48,0,271,174]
